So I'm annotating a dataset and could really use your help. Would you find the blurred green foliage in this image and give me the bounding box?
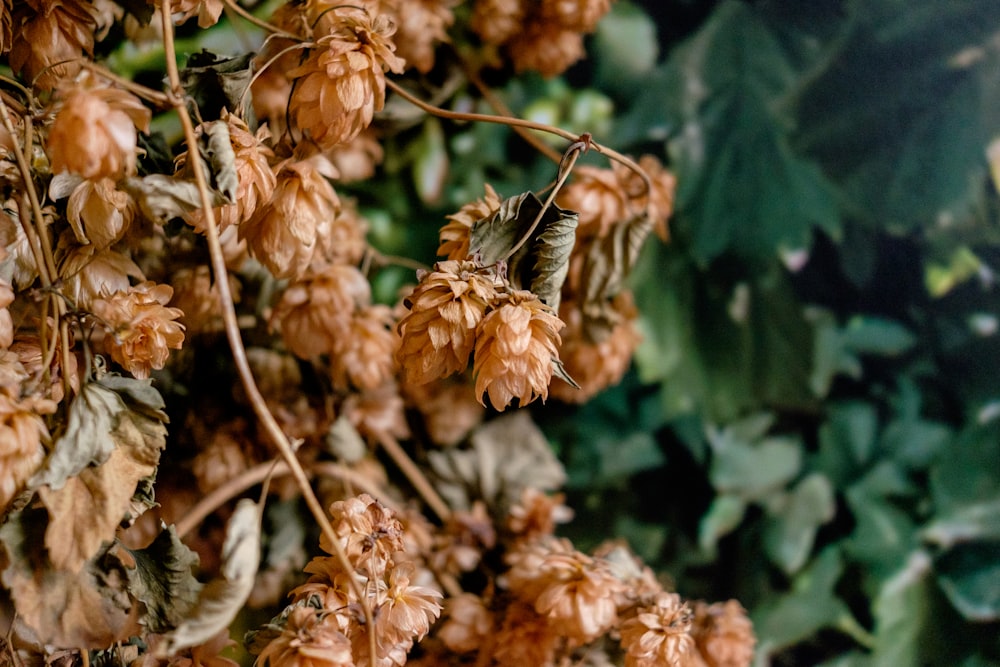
[353,0,1000,663]
[374,0,1000,664]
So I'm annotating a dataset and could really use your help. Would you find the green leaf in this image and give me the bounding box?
[845,486,917,583]
[593,2,659,95]
[816,401,879,485]
[930,421,1000,513]
[126,525,202,633]
[923,498,1000,549]
[869,551,933,666]
[708,422,802,501]
[620,0,839,263]
[412,117,449,205]
[792,1,1000,233]
[752,547,853,654]
[879,418,951,470]
[841,316,917,357]
[698,495,747,556]
[764,473,836,575]
[934,540,1000,621]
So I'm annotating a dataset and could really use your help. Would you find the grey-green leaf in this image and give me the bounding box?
[125,525,202,634]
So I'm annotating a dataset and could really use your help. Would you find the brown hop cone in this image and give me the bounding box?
[329,303,397,392]
[162,0,225,27]
[59,241,144,309]
[471,0,525,45]
[342,379,410,440]
[255,606,354,667]
[380,0,457,74]
[47,80,151,179]
[620,592,696,667]
[65,177,134,249]
[168,265,235,335]
[319,196,369,267]
[272,264,371,360]
[402,373,484,447]
[288,9,405,149]
[240,158,340,280]
[473,289,564,411]
[690,600,756,667]
[0,3,12,55]
[0,276,13,349]
[438,593,494,654]
[91,281,185,379]
[558,165,631,240]
[0,366,56,510]
[551,293,641,403]
[396,259,501,386]
[539,0,613,32]
[507,22,584,78]
[506,536,625,644]
[326,129,384,183]
[184,112,277,234]
[437,183,502,261]
[9,0,98,90]
[492,600,559,667]
[615,154,677,242]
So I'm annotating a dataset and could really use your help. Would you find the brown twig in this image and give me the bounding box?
[385,78,654,199]
[375,431,451,522]
[157,4,378,665]
[174,460,398,538]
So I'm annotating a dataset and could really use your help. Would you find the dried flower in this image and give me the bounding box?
[10,333,80,404]
[10,0,98,90]
[329,304,397,392]
[91,281,185,379]
[402,374,484,447]
[690,600,755,667]
[437,184,502,261]
[431,501,496,575]
[0,3,12,55]
[470,0,525,45]
[551,293,641,403]
[168,265,233,335]
[288,9,405,149]
[320,197,369,267]
[0,389,56,511]
[396,259,501,386]
[539,0,612,32]
[163,0,225,28]
[241,159,340,279]
[59,242,144,309]
[506,536,625,644]
[380,0,457,74]
[184,113,277,234]
[491,601,559,667]
[558,166,631,240]
[320,493,404,573]
[0,276,13,349]
[342,380,410,441]
[65,177,135,249]
[48,79,151,179]
[620,592,696,667]
[378,565,443,648]
[507,23,584,78]
[507,488,573,540]
[255,606,354,667]
[473,289,564,410]
[438,593,494,654]
[325,130,384,183]
[271,264,371,360]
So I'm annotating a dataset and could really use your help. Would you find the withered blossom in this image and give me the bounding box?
[240,159,340,280]
[10,0,98,90]
[0,388,56,511]
[396,259,501,386]
[91,281,185,379]
[66,177,134,249]
[438,183,502,261]
[288,9,405,149]
[437,593,494,654]
[690,600,756,667]
[48,79,151,179]
[162,0,225,28]
[255,606,354,667]
[620,592,696,667]
[380,0,457,74]
[329,304,397,392]
[473,289,564,410]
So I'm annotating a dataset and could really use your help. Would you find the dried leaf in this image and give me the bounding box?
[0,507,141,649]
[121,174,227,224]
[125,525,202,633]
[29,382,127,490]
[180,51,255,123]
[30,377,168,571]
[580,212,654,341]
[156,499,261,656]
[201,120,239,203]
[428,412,566,511]
[470,192,578,310]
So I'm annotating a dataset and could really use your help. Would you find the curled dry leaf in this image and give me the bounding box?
[179,51,255,121]
[428,411,566,511]
[468,191,578,311]
[28,376,168,572]
[125,524,203,634]
[156,498,261,656]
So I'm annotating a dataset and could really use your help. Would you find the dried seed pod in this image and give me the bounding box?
[91,281,185,379]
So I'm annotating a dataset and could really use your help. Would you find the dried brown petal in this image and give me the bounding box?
[91,281,185,379]
[381,0,457,74]
[330,303,397,392]
[690,600,756,667]
[10,0,97,90]
[473,289,564,410]
[620,592,696,667]
[438,183,502,261]
[288,9,405,149]
[471,0,525,44]
[438,593,494,654]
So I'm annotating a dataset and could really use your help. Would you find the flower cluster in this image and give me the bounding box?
[250,494,443,667]
[396,259,565,410]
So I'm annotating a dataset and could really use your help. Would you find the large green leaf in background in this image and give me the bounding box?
[617,0,840,264]
[792,0,1000,233]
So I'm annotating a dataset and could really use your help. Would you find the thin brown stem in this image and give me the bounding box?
[222,0,301,40]
[501,141,584,262]
[375,431,451,522]
[174,460,396,538]
[366,249,430,274]
[158,4,377,664]
[385,78,653,198]
[79,61,171,107]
